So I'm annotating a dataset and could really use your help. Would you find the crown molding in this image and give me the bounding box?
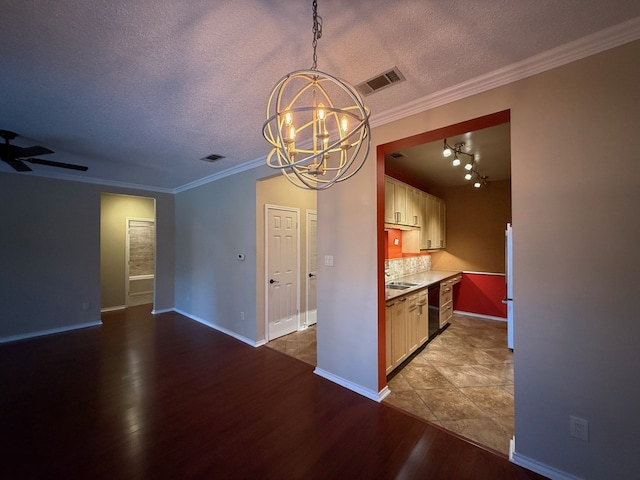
[0,168,175,194]
[174,157,266,193]
[371,16,640,129]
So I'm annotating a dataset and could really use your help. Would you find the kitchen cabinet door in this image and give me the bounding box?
[406,294,419,354]
[391,297,408,367]
[406,187,420,227]
[418,192,429,250]
[416,291,428,344]
[385,302,394,374]
[394,181,407,225]
[426,194,446,249]
[384,177,397,224]
[438,198,446,248]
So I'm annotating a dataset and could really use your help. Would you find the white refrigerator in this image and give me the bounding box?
[505,223,514,349]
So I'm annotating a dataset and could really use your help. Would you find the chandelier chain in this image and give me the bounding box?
[311,0,323,70]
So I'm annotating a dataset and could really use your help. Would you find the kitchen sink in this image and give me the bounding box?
[386,281,419,288]
[386,284,411,290]
[386,281,420,290]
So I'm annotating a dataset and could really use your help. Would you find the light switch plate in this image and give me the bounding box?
[324,255,334,267]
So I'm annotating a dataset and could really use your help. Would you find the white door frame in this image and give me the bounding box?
[264,204,300,341]
[305,209,317,328]
[125,217,155,307]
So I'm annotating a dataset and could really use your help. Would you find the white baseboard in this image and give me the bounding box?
[510,437,583,480]
[378,385,391,402]
[454,310,507,322]
[173,308,260,347]
[255,339,267,347]
[100,305,125,313]
[0,321,102,344]
[313,367,384,402]
[151,307,173,314]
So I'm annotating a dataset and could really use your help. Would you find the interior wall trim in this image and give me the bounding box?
[453,310,507,322]
[100,305,126,313]
[510,446,582,480]
[314,367,385,403]
[173,308,259,347]
[174,157,266,193]
[0,321,102,345]
[371,16,640,129]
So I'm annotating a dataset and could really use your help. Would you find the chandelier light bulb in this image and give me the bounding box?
[452,155,460,167]
[465,173,472,180]
[464,162,473,171]
[443,147,452,157]
[340,116,349,133]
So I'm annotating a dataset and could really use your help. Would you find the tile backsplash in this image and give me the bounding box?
[385,256,431,281]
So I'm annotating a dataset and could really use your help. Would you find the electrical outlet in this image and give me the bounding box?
[240,311,245,321]
[570,416,589,441]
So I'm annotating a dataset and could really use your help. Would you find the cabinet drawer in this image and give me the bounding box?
[440,301,453,327]
[440,281,453,304]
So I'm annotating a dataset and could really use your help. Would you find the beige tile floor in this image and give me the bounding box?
[264,314,514,456]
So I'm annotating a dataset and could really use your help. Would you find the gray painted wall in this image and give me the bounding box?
[319,40,639,478]
[174,166,271,343]
[0,173,175,339]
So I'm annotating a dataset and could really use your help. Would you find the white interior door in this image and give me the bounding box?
[306,210,317,327]
[266,205,300,340]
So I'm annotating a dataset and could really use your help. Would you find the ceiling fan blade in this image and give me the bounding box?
[4,158,32,172]
[26,158,88,171]
[17,145,54,157]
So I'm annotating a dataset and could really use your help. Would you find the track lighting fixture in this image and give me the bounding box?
[442,138,487,188]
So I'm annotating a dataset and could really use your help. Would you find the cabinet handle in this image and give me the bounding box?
[400,298,407,302]
[395,212,400,223]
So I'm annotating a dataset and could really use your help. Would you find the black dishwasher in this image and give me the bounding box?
[427,283,440,338]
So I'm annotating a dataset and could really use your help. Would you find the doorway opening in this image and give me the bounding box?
[378,110,514,455]
[256,175,317,365]
[100,193,156,313]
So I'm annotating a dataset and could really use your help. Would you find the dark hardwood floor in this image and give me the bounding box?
[0,306,545,479]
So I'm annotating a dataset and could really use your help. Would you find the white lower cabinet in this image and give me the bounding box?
[386,289,429,375]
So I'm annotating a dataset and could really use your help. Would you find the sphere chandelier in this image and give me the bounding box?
[263,0,371,190]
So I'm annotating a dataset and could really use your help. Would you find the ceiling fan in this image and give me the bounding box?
[0,130,88,172]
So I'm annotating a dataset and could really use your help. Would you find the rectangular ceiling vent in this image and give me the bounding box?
[201,154,225,162]
[357,67,406,96]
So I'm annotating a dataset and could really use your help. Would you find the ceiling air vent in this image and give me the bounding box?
[356,67,406,96]
[201,154,225,162]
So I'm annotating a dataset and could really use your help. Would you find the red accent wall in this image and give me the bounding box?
[386,229,403,259]
[454,273,507,318]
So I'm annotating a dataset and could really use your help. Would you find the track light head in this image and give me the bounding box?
[442,139,452,158]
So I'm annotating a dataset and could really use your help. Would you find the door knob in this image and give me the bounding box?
[308,273,316,278]
[269,279,279,284]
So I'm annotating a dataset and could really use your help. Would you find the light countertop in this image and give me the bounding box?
[385,269,461,301]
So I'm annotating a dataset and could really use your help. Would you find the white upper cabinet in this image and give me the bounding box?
[385,175,446,249]
[384,176,397,224]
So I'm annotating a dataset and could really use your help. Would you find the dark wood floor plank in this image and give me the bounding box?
[0,305,546,479]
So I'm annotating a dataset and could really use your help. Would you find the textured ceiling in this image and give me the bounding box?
[1,1,639,190]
